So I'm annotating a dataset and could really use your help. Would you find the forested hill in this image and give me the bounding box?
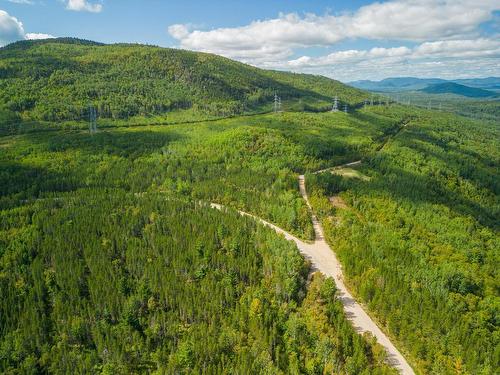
[0,38,366,122]
[420,82,498,98]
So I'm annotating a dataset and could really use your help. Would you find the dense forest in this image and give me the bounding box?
[0,189,396,374]
[380,91,500,121]
[0,108,402,372]
[1,37,498,374]
[307,106,499,374]
[0,110,400,240]
[0,38,367,124]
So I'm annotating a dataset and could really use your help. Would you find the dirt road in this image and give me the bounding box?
[297,174,414,374]
[211,169,415,374]
[313,160,362,175]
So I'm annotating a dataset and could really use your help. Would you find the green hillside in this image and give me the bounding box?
[0,110,402,374]
[420,82,497,98]
[0,38,366,123]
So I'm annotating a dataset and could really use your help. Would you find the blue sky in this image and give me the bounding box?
[1,0,499,81]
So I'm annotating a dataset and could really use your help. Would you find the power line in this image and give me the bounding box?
[332,96,339,112]
[273,92,282,113]
[89,105,97,134]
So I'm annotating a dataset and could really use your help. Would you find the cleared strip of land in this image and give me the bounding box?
[211,162,415,374]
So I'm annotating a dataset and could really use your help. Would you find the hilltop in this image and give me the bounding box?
[348,76,500,93]
[0,38,367,122]
[348,76,500,120]
[420,82,498,98]
[348,77,446,91]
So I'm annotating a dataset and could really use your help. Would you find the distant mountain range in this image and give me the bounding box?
[420,82,498,98]
[348,77,500,97]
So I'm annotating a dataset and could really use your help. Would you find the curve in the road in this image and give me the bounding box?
[211,162,415,375]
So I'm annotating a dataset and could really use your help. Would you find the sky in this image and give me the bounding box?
[0,0,499,82]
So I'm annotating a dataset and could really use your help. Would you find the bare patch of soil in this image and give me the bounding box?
[329,196,348,209]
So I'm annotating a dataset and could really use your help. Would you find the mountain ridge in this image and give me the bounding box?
[420,82,498,98]
[0,38,367,122]
[348,76,500,93]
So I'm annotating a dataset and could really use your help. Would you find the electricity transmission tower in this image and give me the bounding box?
[370,95,374,106]
[332,96,339,112]
[274,92,282,113]
[344,104,348,113]
[89,105,97,134]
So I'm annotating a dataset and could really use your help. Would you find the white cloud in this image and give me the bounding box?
[169,13,340,63]
[6,0,35,4]
[168,0,499,64]
[25,32,55,40]
[345,0,498,41]
[288,39,500,68]
[288,46,413,67]
[66,0,102,13]
[284,39,500,81]
[168,24,190,40]
[0,9,24,46]
[0,10,56,47]
[414,39,500,58]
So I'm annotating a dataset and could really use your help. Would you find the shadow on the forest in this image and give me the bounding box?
[23,129,182,159]
[339,115,500,229]
[349,110,386,125]
[1,130,182,208]
[0,161,75,209]
[254,111,397,162]
[358,162,498,230]
[403,124,496,165]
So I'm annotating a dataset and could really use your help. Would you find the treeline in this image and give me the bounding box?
[307,107,499,374]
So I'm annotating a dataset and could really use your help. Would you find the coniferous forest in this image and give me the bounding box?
[307,107,499,374]
[0,39,498,374]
